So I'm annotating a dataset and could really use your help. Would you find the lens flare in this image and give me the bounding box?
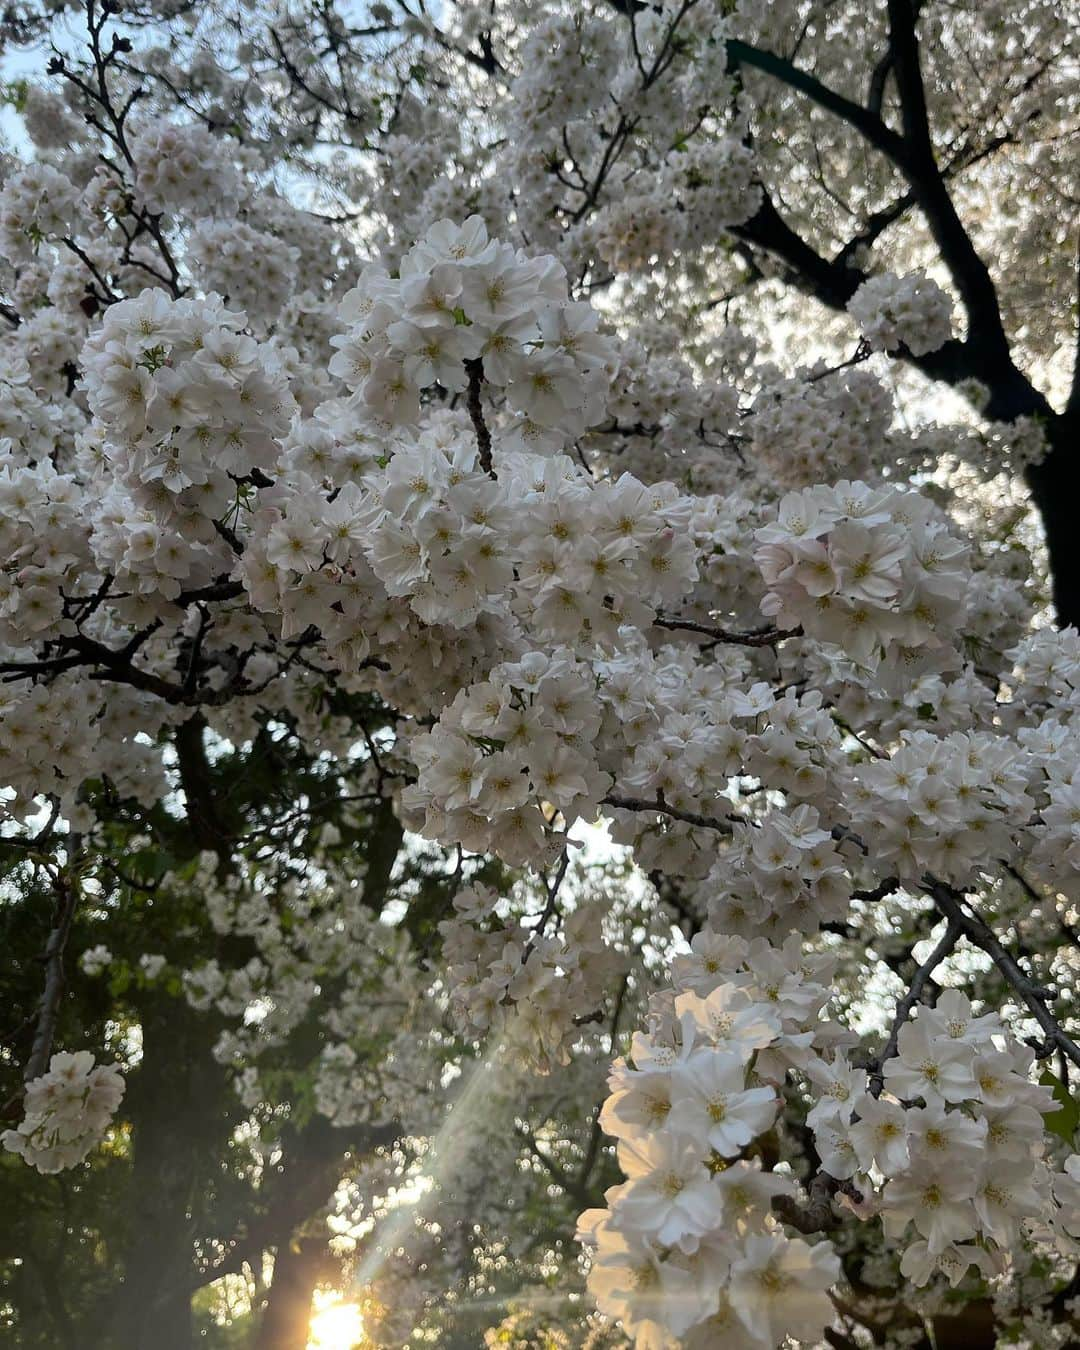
[307,1292,364,1349]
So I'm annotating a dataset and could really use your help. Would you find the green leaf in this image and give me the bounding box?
[107,967,132,998]
[1041,1070,1080,1143]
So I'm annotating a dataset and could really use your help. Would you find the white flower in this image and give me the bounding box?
[139,953,167,980]
[80,945,113,977]
[882,1166,979,1254]
[805,1053,867,1128]
[2,1052,125,1174]
[613,1132,719,1251]
[1054,1155,1080,1238]
[899,1240,1000,1288]
[905,1100,986,1167]
[883,1020,976,1104]
[674,986,781,1059]
[848,1094,910,1175]
[667,1052,778,1157]
[584,1215,707,1340]
[728,1233,840,1346]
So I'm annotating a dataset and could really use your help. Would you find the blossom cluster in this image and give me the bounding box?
[811,990,1065,1286]
[406,649,611,865]
[590,139,759,269]
[1,1051,125,1174]
[0,162,80,262]
[329,215,618,447]
[0,447,89,648]
[846,271,954,357]
[186,218,301,329]
[747,368,891,490]
[579,933,844,1347]
[845,730,1034,886]
[128,117,243,216]
[704,803,851,942]
[437,881,626,1069]
[350,440,697,634]
[81,288,295,605]
[0,677,106,812]
[754,481,969,669]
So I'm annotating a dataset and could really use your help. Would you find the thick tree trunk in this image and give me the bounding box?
[109,1280,194,1350]
[932,1302,998,1350]
[104,1086,201,1349]
[254,1237,336,1350]
[102,995,227,1350]
[1026,423,1080,632]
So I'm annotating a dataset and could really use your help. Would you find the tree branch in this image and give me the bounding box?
[24,840,82,1084]
[464,357,494,476]
[652,614,801,648]
[868,914,963,1096]
[731,188,1051,425]
[882,0,1011,356]
[602,793,743,833]
[773,1172,862,1233]
[1067,230,1080,421]
[924,878,1080,1070]
[725,40,905,166]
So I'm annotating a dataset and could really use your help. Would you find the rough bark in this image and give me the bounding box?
[1026,425,1080,634]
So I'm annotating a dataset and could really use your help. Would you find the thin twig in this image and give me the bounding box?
[602,793,745,832]
[868,915,963,1096]
[464,358,494,476]
[652,614,802,648]
[925,877,1080,1069]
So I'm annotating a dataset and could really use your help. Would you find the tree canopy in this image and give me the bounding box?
[1,2,1079,1347]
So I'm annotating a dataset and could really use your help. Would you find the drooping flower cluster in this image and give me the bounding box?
[747,368,892,489]
[0,678,107,813]
[703,803,850,942]
[0,162,80,262]
[165,844,438,1134]
[438,879,628,1069]
[590,136,760,271]
[754,481,969,670]
[0,448,90,647]
[846,271,954,357]
[844,730,1034,886]
[594,193,682,273]
[663,138,762,247]
[1,1052,126,1174]
[579,933,844,1347]
[812,990,1060,1287]
[351,440,698,634]
[128,117,243,216]
[1000,628,1080,899]
[185,219,300,328]
[329,216,618,447]
[81,288,296,604]
[406,648,611,865]
[79,944,112,977]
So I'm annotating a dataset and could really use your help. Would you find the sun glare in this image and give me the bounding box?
[307,1292,365,1349]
